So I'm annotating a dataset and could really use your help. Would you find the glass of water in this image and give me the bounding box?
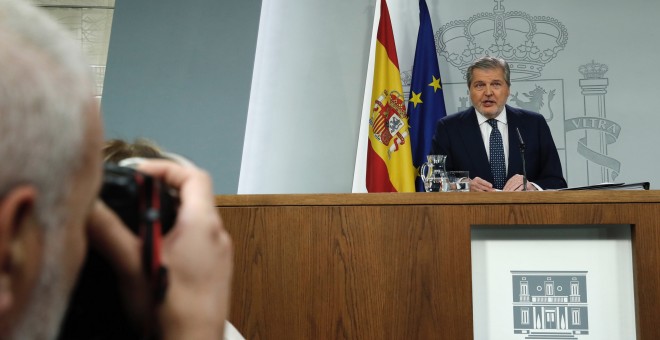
[424,174,448,192]
[448,171,470,192]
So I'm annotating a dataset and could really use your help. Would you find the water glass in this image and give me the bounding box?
[448,171,470,192]
[424,174,447,192]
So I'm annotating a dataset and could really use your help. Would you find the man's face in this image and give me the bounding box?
[11,102,104,339]
[469,67,510,119]
[58,103,104,295]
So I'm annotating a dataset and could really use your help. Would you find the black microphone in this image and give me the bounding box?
[516,127,528,191]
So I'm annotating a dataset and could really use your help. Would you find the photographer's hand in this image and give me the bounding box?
[87,160,233,340]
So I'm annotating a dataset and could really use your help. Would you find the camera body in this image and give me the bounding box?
[58,164,178,340]
[100,163,178,234]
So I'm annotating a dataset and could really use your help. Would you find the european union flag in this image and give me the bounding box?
[407,0,448,192]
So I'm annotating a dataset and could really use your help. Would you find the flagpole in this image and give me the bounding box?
[351,0,381,193]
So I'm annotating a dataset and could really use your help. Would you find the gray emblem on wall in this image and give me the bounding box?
[434,0,567,81]
[512,271,589,339]
[566,60,621,184]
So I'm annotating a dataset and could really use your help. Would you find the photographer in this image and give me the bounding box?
[59,138,244,340]
[0,0,233,339]
[89,161,234,339]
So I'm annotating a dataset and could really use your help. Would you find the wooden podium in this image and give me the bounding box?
[215,191,660,339]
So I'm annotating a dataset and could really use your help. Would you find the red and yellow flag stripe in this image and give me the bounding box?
[366,0,415,192]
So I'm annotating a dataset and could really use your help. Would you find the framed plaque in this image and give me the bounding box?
[471,225,636,340]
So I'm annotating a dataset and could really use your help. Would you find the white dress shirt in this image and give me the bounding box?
[475,107,509,174]
[475,108,542,190]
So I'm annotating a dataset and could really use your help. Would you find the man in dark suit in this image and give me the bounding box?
[430,56,566,191]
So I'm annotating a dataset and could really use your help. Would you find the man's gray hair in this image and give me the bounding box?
[0,0,94,228]
[466,56,511,87]
[0,1,96,337]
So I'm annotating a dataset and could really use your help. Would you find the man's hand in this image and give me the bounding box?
[470,177,496,192]
[87,160,233,340]
[503,174,538,191]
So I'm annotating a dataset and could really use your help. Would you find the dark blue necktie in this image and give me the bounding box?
[488,119,506,190]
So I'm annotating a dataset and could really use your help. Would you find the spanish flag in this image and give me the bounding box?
[366,0,415,192]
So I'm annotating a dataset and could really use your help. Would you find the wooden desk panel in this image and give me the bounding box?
[216,192,660,339]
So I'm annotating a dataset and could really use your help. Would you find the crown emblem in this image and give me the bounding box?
[579,60,608,79]
[435,0,567,80]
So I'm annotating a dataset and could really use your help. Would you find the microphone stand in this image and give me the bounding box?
[516,128,527,191]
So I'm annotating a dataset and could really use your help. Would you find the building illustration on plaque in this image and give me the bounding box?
[511,271,589,339]
[400,0,624,186]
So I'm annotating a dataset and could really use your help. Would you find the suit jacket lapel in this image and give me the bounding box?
[506,105,523,178]
[458,108,491,178]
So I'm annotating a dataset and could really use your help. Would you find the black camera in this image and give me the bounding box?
[58,163,179,340]
[100,163,178,234]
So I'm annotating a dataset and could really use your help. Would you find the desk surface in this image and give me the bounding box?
[216,189,660,207]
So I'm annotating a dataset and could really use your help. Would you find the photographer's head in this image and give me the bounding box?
[103,138,195,168]
[0,0,102,338]
[103,138,163,164]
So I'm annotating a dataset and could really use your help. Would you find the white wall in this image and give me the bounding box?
[239,0,375,193]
